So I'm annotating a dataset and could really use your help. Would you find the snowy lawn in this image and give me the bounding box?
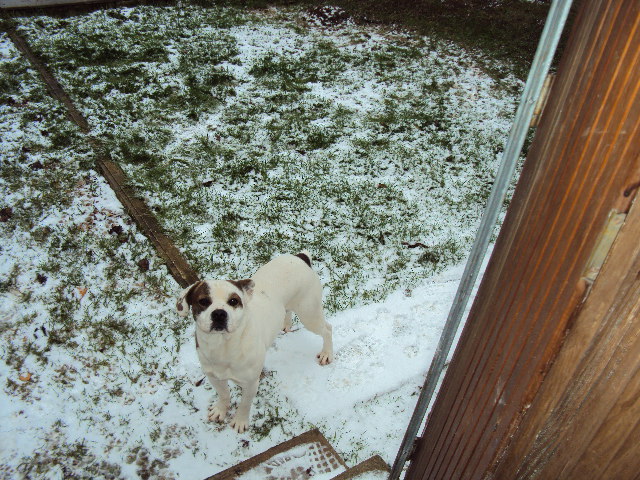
[1,3,523,479]
[14,4,521,312]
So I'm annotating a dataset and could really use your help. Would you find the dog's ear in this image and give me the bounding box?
[228,279,255,298]
[176,281,202,317]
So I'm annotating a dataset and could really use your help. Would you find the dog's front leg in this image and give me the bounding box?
[207,377,231,423]
[230,379,259,434]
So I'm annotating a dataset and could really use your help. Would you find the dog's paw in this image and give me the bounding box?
[230,415,250,433]
[317,351,333,365]
[207,403,228,423]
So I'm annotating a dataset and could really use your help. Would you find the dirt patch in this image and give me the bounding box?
[304,5,351,27]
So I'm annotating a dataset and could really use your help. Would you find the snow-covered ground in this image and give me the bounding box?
[0,150,478,478]
[1,4,515,478]
[0,155,477,477]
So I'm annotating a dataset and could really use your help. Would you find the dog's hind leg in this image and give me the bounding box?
[298,307,334,365]
[315,321,334,365]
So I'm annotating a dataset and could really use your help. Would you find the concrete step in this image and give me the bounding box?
[206,429,347,480]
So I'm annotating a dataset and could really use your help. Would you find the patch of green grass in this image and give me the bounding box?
[28,13,168,68]
[249,37,350,92]
[305,126,338,150]
[250,51,316,92]
[89,316,136,352]
[0,265,20,295]
[0,54,29,103]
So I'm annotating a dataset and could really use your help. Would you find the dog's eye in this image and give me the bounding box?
[198,298,211,307]
[228,297,239,307]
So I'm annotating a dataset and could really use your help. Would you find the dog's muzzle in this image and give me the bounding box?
[210,309,228,332]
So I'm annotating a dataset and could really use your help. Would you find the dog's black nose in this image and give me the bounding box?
[211,309,228,331]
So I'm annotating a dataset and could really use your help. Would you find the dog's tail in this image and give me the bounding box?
[296,250,312,268]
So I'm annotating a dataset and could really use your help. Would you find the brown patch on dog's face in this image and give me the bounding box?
[227,292,243,308]
[186,281,211,319]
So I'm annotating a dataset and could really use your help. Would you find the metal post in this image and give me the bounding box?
[389,1,574,478]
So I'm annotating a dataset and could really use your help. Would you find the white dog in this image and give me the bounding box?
[176,251,333,433]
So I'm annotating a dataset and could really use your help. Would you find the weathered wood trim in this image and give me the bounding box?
[1,0,104,8]
[0,0,160,15]
[205,429,347,480]
[330,455,390,480]
[406,1,640,478]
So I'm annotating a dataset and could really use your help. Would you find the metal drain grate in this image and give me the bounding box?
[241,441,345,479]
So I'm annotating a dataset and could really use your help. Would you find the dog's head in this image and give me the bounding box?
[176,279,254,335]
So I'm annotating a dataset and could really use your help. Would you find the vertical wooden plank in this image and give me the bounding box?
[598,410,640,480]
[492,181,640,479]
[405,1,640,478]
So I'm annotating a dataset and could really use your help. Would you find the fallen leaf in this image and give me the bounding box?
[137,258,150,272]
[402,241,429,249]
[19,372,32,382]
[0,207,13,222]
[77,287,88,299]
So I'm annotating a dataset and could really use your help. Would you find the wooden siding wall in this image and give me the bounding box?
[406,1,640,479]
